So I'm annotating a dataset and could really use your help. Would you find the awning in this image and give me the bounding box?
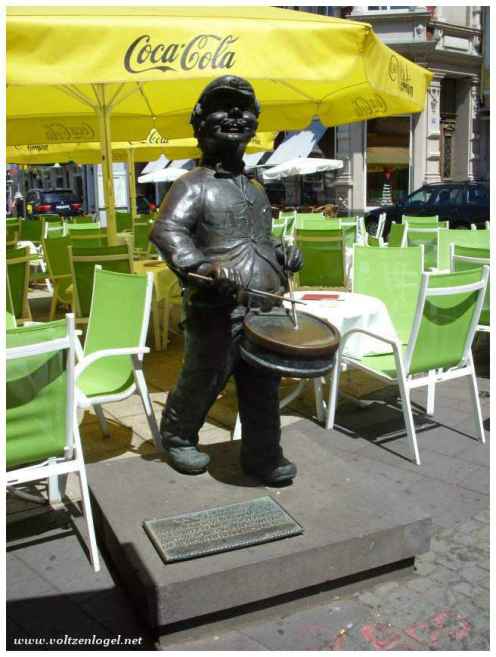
[262,158,343,181]
[264,119,327,166]
[367,146,409,168]
[138,159,194,184]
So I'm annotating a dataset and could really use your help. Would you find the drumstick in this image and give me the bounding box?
[287,274,299,330]
[187,272,307,306]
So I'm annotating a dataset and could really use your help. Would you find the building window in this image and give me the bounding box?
[366,6,413,11]
[441,131,453,179]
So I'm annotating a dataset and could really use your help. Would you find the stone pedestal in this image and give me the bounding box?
[88,421,432,634]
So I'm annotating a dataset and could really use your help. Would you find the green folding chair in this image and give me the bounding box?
[6,275,17,330]
[402,214,439,224]
[450,244,490,333]
[386,222,407,247]
[6,246,32,323]
[352,245,424,345]
[32,213,60,222]
[327,266,489,465]
[133,220,154,258]
[365,235,385,247]
[295,227,346,288]
[65,225,108,248]
[42,219,65,239]
[405,225,440,270]
[75,268,160,448]
[271,216,287,239]
[68,215,98,224]
[69,243,134,324]
[116,211,133,233]
[65,223,102,234]
[341,215,364,246]
[295,213,326,229]
[6,315,100,572]
[438,229,490,270]
[19,218,44,243]
[6,226,18,247]
[42,236,73,320]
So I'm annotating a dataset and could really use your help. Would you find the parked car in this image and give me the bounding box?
[365,181,489,238]
[137,194,157,215]
[25,188,83,217]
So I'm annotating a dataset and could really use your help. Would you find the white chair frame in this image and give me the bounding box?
[325,267,489,465]
[6,314,100,572]
[376,212,386,239]
[75,268,161,450]
[450,243,490,334]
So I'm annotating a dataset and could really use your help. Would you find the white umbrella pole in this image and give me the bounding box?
[127,148,137,221]
[96,84,117,246]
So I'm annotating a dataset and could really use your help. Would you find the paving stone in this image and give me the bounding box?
[165,630,269,651]
[7,301,491,650]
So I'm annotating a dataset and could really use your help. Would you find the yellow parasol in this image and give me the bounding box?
[7,6,432,241]
[7,132,275,217]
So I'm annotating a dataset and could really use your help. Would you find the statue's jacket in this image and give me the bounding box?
[150,167,286,309]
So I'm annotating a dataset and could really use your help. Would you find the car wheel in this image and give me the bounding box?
[366,219,378,236]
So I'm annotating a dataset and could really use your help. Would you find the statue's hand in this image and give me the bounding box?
[196,262,242,295]
[279,245,304,273]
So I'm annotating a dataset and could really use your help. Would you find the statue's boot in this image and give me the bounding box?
[160,428,210,475]
[166,445,210,475]
[240,445,297,485]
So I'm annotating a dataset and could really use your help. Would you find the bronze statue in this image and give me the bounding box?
[150,75,303,484]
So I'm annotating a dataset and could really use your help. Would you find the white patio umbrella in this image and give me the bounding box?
[262,158,343,181]
[138,167,190,184]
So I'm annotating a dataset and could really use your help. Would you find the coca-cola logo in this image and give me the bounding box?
[26,144,50,153]
[124,33,238,74]
[388,55,414,97]
[43,122,96,142]
[146,128,169,144]
[352,94,388,119]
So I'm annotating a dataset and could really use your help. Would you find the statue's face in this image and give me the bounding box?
[199,89,258,150]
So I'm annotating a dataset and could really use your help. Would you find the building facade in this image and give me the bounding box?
[285,5,488,212]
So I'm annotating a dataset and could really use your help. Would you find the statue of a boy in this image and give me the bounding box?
[150,75,303,484]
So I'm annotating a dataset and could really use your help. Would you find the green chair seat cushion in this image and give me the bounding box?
[358,352,398,379]
[78,357,135,398]
[6,322,68,468]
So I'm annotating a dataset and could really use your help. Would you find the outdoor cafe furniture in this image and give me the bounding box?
[6,276,16,330]
[42,236,73,321]
[6,315,100,572]
[438,228,490,270]
[326,267,489,466]
[352,245,424,345]
[133,259,182,351]
[68,243,134,326]
[405,225,440,270]
[75,268,161,449]
[450,244,490,333]
[295,227,347,289]
[276,290,400,425]
[6,246,32,324]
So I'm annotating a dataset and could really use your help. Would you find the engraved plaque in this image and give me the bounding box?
[143,496,303,563]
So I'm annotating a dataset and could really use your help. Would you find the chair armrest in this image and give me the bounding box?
[75,346,150,380]
[338,328,402,355]
[75,346,150,407]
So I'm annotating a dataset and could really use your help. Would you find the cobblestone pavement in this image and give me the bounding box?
[6,294,491,650]
[158,510,489,651]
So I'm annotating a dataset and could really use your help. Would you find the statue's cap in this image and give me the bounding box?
[197,76,257,105]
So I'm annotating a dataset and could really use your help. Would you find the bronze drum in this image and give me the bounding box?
[240,309,340,378]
